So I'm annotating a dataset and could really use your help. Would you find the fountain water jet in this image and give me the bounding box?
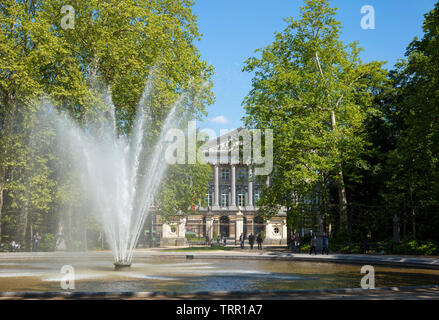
[50,81,183,269]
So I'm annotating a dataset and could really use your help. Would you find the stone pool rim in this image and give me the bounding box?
[0,284,439,299]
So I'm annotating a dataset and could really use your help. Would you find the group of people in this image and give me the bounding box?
[215,235,228,246]
[208,233,264,249]
[309,233,329,255]
[5,232,41,252]
[289,231,330,255]
[9,240,21,252]
[239,233,263,250]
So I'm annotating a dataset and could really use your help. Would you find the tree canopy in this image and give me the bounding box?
[0,0,213,249]
[242,0,389,234]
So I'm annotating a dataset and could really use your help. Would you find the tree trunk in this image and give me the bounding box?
[30,224,33,251]
[403,214,407,255]
[330,111,348,231]
[412,208,416,240]
[0,165,4,241]
[26,221,32,252]
[321,178,329,232]
[18,204,29,248]
[393,213,400,243]
[0,91,16,241]
[337,167,348,231]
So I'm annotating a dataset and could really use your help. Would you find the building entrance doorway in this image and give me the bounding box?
[220,216,230,238]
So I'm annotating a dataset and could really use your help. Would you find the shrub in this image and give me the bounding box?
[407,240,437,255]
[391,240,437,255]
[185,233,205,242]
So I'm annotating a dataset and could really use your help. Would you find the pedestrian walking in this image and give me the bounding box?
[322,233,329,255]
[257,233,263,250]
[290,232,296,252]
[239,233,245,249]
[248,233,255,250]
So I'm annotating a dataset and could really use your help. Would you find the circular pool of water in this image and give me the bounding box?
[1,256,439,292]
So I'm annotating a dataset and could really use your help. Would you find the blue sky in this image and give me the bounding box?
[192,0,437,134]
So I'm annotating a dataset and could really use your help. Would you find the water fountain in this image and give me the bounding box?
[51,80,182,269]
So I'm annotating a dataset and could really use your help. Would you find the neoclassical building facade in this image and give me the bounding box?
[158,128,287,246]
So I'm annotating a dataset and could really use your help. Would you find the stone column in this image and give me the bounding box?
[214,216,220,236]
[235,209,244,245]
[206,216,214,241]
[231,165,237,209]
[213,165,219,209]
[229,215,236,239]
[282,218,288,245]
[248,167,253,207]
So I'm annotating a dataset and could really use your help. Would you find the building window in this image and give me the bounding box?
[204,192,212,206]
[221,191,229,207]
[238,168,247,181]
[221,167,230,181]
[237,191,246,207]
[254,190,261,205]
[274,227,279,234]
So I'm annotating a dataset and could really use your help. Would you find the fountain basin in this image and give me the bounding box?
[114,261,132,270]
[2,254,439,293]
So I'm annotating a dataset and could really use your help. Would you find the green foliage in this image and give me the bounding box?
[242,0,389,232]
[0,0,214,245]
[185,233,205,242]
[156,157,211,221]
[393,240,438,256]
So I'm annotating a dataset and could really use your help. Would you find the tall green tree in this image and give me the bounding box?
[385,1,439,241]
[0,0,214,246]
[0,0,90,243]
[242,0,389,233]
